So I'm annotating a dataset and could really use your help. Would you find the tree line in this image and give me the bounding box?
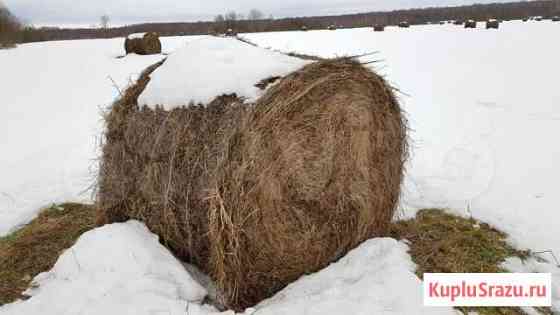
[1,0,559,45]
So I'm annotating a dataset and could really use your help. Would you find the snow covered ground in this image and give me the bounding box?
[0,35,206,237]
[1,20,559,314]
[0,221,457,315]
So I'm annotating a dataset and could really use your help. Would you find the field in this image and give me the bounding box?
[0,20,559,314]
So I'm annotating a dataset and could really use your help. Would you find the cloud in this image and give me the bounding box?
[4,0,515,26]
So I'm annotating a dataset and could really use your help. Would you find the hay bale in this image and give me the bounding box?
[97,58,407,310]
[373,24,385,32]
[398,21,410,28]
[301,25,308,31]
[486,19,500,29]
[552,16,560,22]
[124,32,162,55]
[453,20,464,25]
[464,20,477,28]
[327,24,336,30]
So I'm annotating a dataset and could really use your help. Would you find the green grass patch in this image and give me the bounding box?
[0,203,96,305]
[390,208,552,315]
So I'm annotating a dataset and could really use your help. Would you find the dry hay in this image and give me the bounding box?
[124,32,162,55]
[398,21,410,28]
[486,19,500,29]
[373,24,385,32]
[464,20,477,28]
[97,57,408,310]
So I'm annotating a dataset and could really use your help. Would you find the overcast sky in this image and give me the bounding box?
[4,0,515,27]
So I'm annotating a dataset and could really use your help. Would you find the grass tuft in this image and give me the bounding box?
[390,208,552,315]
[0,203,96,305]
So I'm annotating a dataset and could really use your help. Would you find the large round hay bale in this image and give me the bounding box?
[124,32,162,55]
[97,58,407,310]
[373,24,385,31]
[398,21,410,28]
[486,19,500,29]
[464,20,477,28]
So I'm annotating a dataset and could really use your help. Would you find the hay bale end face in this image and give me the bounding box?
[98,58,407,310]
[124,32,162,55]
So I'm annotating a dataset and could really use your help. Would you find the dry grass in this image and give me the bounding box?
[98,57,407,310]
[0,203,96,305]
[390,209,553,315]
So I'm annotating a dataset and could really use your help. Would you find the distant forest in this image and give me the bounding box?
[1,0,560,44]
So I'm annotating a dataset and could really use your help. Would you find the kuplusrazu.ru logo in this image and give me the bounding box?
[424,273,551,307]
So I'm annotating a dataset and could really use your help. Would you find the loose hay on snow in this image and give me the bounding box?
[97,57,408,310]
[124,32,162,55]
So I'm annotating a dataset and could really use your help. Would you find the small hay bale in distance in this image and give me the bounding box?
[535,16,543,21]
[373,24,385,31]
[552,16,560,22]
[453,20,464,25]
[225,28,236,36]
[97,58,408,310]
[301,25,308,31]
[464,20,477,28]
[327,24,337,30]
[398,21,410,28]
[486,19,500,29]
[124,32,162,55]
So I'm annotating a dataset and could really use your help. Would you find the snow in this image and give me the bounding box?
[502,257,560,312]
[0,224,456,315]
[252,238,455,315]
[241,21,560,310]
[138,37,309,108]
[127,32,147,39]
[0,221,208,315]
[0,35,204,237]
